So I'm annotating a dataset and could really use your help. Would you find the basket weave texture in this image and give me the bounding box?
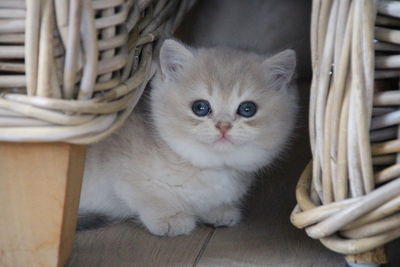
[291,0,400,255]
[0,0,189,144]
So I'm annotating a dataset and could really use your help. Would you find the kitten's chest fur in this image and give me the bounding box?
[119,135,251,212]
[156,165,249,210]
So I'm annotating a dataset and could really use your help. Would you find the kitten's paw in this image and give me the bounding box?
[201,205,241,228]
[141,212,196,237]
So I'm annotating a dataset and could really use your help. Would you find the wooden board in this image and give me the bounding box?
[67,223,214,267]
[195,224,343,267]
[0,142,86,267]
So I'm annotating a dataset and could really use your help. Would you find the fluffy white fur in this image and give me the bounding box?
[79,39,298,236]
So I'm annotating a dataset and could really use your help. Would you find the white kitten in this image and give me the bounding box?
[79,39,298,236]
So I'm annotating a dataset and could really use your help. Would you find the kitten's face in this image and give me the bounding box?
[151,40,297,171]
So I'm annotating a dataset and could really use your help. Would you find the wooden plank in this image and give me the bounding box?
[195,224,343,267]
[0,142,86,267]
[67,223,214,267]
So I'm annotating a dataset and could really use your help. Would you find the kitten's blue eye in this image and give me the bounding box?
[237,101,257,118]
[192,100,211,117]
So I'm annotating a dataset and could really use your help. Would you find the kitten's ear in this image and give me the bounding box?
[159,39,193,80]
[262,49,296,90]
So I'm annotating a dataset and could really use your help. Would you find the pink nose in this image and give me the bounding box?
[215,121,232,135]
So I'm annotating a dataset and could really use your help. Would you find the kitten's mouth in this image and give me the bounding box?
[214,136,233,144]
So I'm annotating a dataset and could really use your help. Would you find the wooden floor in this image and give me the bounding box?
[66,80,400,267]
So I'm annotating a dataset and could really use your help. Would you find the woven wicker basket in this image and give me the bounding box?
[0,0,190,144]
[291,0,400,263]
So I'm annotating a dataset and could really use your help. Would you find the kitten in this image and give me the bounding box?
[79,39,298,236]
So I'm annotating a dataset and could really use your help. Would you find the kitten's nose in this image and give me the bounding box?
[215,121,232,135]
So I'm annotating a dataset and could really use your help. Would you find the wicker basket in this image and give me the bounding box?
[0,0,190,144]
[291,0,400,262]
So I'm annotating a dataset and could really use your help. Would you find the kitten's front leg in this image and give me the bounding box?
[114,181,197,237]
[137,201,197,237]
[200,203,241,228]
